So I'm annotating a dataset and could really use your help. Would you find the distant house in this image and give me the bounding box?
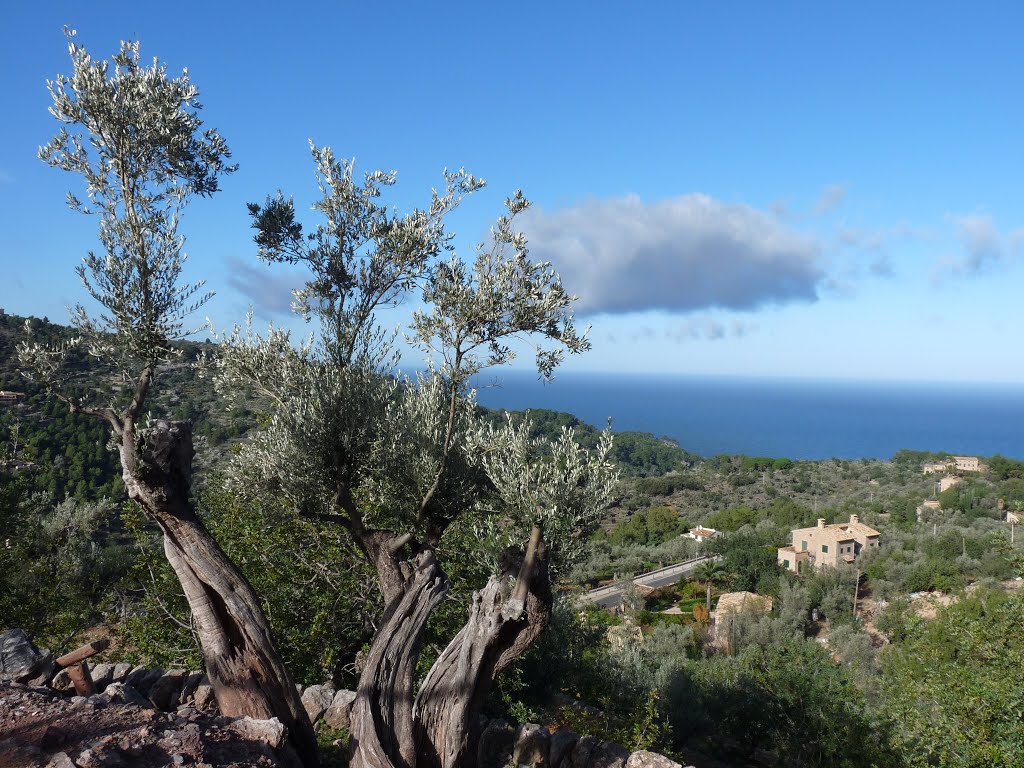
[923,456,982,474]
[0,391,24,404]
[683,526,719,542]
[777,514,880,573]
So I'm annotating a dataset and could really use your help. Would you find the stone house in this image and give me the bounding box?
[777,514,880,573]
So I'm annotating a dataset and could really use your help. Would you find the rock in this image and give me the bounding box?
[193,682,217,713]
[513,723,550,767]
[625,751,684,768]
[478,718,516,768]
[569,735,597,768]
[126,666,165,696]
[89,662,114,692]
[51,668,74,692]
[0,629,48,683]
[45,752,76,768]
[550,730,580,768]
[110,662,132,684]
[322,689,357,731]
[227,716,286,750]
[179,671,205,705]
[103,682,152,708]
[301,683,336,724]
[590,742,630,768]
[149,669,187,710]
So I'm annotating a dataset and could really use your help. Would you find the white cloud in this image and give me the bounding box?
[522,194,825,316]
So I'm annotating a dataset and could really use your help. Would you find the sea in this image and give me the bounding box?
[470,371,1024,461]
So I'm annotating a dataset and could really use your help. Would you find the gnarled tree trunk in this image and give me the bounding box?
[348,525,552,768]
[120,420,318,767]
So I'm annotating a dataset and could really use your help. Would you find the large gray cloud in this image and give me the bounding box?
[521,194,825,315]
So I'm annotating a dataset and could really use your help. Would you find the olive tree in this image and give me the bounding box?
[212,145,617,768]
[19,31,318,765]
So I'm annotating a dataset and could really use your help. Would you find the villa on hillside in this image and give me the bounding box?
[777,514,880,573]
[923,456,982,474]
[683,526,719,543]
[0,391,24,404]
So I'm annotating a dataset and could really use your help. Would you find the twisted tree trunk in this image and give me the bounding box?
[348,526,552,768]
[120,420,318,767]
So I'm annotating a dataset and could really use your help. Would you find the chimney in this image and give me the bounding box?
[817,518,826,529]
[850,514,859,525]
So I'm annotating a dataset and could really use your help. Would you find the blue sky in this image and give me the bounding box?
[2,2,1023,383]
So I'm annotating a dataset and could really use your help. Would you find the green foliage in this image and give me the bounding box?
[881,588,1024,767]
[709,527,787,594]
[0,475,131,648]
[606,506,687,547]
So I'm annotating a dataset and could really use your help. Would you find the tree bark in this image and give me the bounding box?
[346,525,552,768]
[349,550,449,768]
[120,420,318,767]
[414,526,552,768]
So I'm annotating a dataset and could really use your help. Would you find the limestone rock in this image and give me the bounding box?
[125,666,165,696]
[625,751,684,768]
[51,668,74,692]
[322,688,357,731]
[478,718,516,768]
[550,730,580,768]
[89,662,114,692]
[179,671,205,705]
[227,716,286,750]
[103,682,152,708]
[569,735,597,768]
[193,682,217,713]
[513,723,550,767]
[0,629,50,684]
[110,662,132,684]
[45,752,76,768]
[148,669,187,710]
[590,742,629,768]
[301,683,335,724]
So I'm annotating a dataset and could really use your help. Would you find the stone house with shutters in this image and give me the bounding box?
[777,514,880,573]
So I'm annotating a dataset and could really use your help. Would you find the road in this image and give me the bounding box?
[583,555,717,609]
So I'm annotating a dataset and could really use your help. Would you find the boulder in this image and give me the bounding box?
[549,730,580,768]
[179,671,206,705]
[227,716,286,750]
[513,723,550,767]
[301,683,336,724]
[51,668,74,693]
[148,669,187,710]
[126,667,165,696]
[625,751,684,768]
[322,689,357,731]
[103,682,152,708]
[0,629,51,684]
[193,682,217,713]
[88,663,114,692]
[590,742,629,768]
[110,662,132,684]
[569,735,597,768]
[478,718,516,768]
[26,651,56,687]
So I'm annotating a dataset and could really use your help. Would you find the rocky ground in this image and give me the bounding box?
[0,681,302,768]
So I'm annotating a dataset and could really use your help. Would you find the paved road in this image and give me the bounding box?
[584,555,717,609]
